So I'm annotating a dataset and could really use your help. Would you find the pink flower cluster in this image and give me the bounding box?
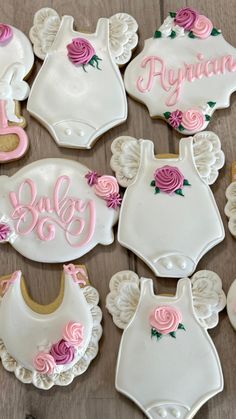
[33,321,84,375]
[154,166,184,195]
[174,7,213,39]
[85,171,122,210]
[167,108,205,132]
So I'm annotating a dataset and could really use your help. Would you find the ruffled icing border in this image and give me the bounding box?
[0,285,102,389]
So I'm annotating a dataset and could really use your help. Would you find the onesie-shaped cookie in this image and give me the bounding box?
[0,22,34,162]
[124,7,236,134]
[106,270,225,419]
[111,132,225,278]
[0,265,102,389]
[28,8,138,149]
[0,159,121,262]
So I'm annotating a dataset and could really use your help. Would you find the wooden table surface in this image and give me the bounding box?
[1,0,236,418]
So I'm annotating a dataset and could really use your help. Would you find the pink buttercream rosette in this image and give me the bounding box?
[174,7,198,30]
[149,305,182,335]
[67,37,95,66]
[154,166,184,195]
[192,15,213,39]
[0,24,13,44]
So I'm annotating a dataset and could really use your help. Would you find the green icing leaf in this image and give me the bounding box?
[178,124,185,131]
[89,55,102,70]
[150,180,156,187]
[188,31,196,39]
[169,331,176,338]
[155,187,160,194]
[154,30,162,38]
[164,111,171,119]
[205,114,211,121]
[151,328,162,340]
[169,11,176,18]
[178,323,186,331]
[175,188,184,196]
[207,101,216,108]
[170,30,176,39]
[183,179,191,186]
[211,28,221,36]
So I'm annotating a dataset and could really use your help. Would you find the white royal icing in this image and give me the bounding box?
[0,159,119,263]
[124,12,236,134]
[106,270,226,330]
[114,277,223,419]
[0,267,102,389]
[0,25,34,122]
[113,137,224,277]
[110,131,224,187]
[28,14,127,149]
[227,279,236,330]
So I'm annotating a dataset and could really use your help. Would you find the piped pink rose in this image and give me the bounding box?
[150,305,185,339]
[174,7,198,30]
[0,24,13,44]
[67,37,102,70]
[50,339,75,365]
[151,166,191,197]
[33,352,56,374]
[192,15,213,39]
[63,321,84,347]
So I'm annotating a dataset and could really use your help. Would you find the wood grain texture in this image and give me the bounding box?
[0,0,236,418]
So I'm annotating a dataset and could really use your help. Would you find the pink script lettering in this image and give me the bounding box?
[136,53,236,106]
[9,175,96,248]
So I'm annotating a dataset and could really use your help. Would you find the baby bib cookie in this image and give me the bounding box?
[124,7,236,134]
[28,8,138,149]
[0,23,34,162]
[0,159,121,262]
[0,265,102,389]
[111,133,225,277]
[107,272,224,419]
[224,162,236,238]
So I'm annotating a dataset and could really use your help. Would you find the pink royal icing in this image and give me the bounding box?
[169,109,183,128]
[0,100,28,162]
[85,171,100,186]
[0,223,10,241]
[137,54,236,106]
[33,352,56,374]
[154,166,184,195]
[0,24,13,44]
[9,175,96,248]
[50,339,75,365]
[149,305,182,335]
[182,109,205,131]
[192,15,213,39]
[63,264,87,285]
[63,321,84,347]
[106,193,122,209]
[94,175,119,198]
[67,38,95,66]
[174,7,198,30]
[0,270,20,295]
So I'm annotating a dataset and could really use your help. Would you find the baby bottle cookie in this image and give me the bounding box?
[111,132,225,277]
[124,7,236,134]
[0,23,34,162]
[0,159,121,262]
[106,270,225,419]
[28,8,138,149]
[0,265,102,389]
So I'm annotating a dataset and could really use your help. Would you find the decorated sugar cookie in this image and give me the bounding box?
[28,8,138,149]
[124,7,236,134]
[0,22,34,162]
[110,133,225,277]
[106,270,224,419]
[0,265,102,389]
[226,279,236,330]
[224,162,236,238]
[0,159,121,262]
